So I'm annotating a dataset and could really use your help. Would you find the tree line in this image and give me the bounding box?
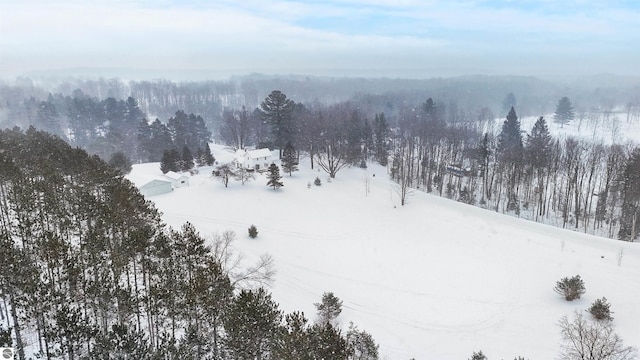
[0,84,638,241]
[219,90,639,241]
[0,128,378,359]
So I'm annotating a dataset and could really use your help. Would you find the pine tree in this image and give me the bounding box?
[469,350,488,360]
[526,117,553,218]
[497,107,524,163]
[160,148,180,174]
[314,292,342,325]
[373,113,389,166]
[275,312,313,360]
[618,148,640,241]
[554,96,575,128]
[308,322,351,360]
[281,143,299,176]
[497,107,524,211]
[147,118,174,162]
[204,143,215,166]
[260,90,296,156]
[194,147,205,167]
[181,145,194,171]
[108,151,133,174]
[223,288,283,360]
[346,322,379,360]
[266,163,284,190]
[526,116,552,169]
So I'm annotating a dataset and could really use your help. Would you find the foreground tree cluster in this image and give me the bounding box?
[0,129,377,360]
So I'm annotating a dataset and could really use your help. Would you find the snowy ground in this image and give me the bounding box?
[510,113,640,145]
[129,146,640,360]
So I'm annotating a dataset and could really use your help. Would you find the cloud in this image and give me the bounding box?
[0,0,638,78]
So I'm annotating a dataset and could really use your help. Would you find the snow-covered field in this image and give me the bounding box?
[514,113,640,145]
[129,146,640,360]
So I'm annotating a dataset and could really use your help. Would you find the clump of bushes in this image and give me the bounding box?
[554,275,586,301]
[588,297,613,321]
[248,224,258,239]
[469,350,487,360]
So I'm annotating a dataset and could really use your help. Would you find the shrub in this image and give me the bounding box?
[469,350,487,360]
[588,297,613,321]
[248,225,258,239]
[314,177,322,186]
[554,275,586,301]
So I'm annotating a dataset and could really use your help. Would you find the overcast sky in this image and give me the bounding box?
[1,0,639,80]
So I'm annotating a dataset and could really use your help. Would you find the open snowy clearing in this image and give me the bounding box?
[129,146,640,360]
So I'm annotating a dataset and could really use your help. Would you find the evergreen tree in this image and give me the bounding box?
[181,145,194,171]
[308,322,351,360]
[497,107,524,162]
[346,322,379,360]
[194,147,205,167]
[373,113,389,166]
[167,110,212,154]
[204,142,215,166]
[281,143,299,176]
[469,350,488,360]
[618,148,640,241]
[266,163,284,190]
[260,90,296,156]
[345,111,364,165]
[554,96,575,128]
[160,148,181,174]
[108,151,133,174]
[35,99,62,136]
[314,292,343,325]
[497,107,524,211]
[275,312,313,360]
[526,116,553,169]
[147,118,174,162]
[525,116,553,217]
[224,288,283,360]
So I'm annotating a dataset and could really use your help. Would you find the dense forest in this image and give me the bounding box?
[0,128,378,359]
[0,75,638,241]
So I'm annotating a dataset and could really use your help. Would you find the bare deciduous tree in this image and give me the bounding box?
[210,231,276,289]
[558,312,637,360]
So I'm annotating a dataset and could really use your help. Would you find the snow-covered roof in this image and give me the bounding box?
[163,171,188,181]
[234,148,273,163]
[246,148,272,159]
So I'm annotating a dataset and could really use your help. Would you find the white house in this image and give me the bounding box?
[163,171,190,188]
[139,179,173,197]
[234,148,274,171]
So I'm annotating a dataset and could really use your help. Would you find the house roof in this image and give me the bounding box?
[234,148,273,163]
[163,171,188,181]
[246,148,272,159]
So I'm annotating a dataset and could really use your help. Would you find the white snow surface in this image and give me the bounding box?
[129,146,640,360]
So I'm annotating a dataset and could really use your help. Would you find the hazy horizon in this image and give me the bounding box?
[2,0,639,81]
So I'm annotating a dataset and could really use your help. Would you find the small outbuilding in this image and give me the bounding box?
[139,179,173,197]
[163,171,190,188]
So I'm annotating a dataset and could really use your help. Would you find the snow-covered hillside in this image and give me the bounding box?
[129,146,640,360]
